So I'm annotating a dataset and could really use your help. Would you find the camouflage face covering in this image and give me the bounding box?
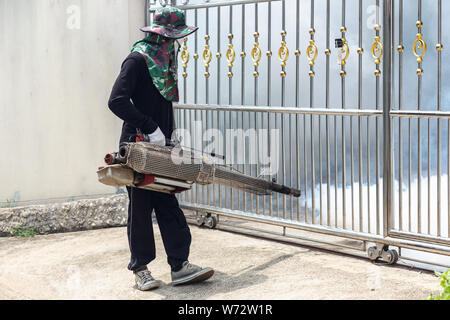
[131,33,180,102]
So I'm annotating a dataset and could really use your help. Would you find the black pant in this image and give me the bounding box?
[126,186,191,272]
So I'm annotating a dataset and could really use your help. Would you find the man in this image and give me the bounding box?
[108,6,214,291]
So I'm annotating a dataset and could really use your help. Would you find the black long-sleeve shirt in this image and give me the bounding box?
[108,52,174,144]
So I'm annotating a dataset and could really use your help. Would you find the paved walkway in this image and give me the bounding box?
[0,222,440,300]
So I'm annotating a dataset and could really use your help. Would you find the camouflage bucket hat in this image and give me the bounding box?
[140,6,198,39]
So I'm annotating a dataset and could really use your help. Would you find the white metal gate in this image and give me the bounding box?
[148,0,450,267]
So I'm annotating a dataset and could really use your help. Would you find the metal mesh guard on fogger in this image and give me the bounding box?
[121,142,273,195]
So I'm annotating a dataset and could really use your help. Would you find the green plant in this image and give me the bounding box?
[428,269,450,300]
[10,227,37,238]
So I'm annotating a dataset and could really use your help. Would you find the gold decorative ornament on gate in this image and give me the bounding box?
[226,45,235,67]
[338,38,349,66]
[278,42,289,64]
[203,36,212,78]
[251,33,262,67]
[413,34,427,63]
[279,30,289,77]
[413,20,426,76]
[251,32,262,78]
[180,38,189,78]
[226,37,236,78]
[371,35,383,77]
[306,39,318,67]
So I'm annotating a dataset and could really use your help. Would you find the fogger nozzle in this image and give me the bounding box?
[101,142,301,197]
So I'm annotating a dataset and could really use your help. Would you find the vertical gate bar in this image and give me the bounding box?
[189,9,193,205]
[427,0,431,235]
[341,0,346,229]
[310,0,316,224]
[227,5,233,210]
[383,0,394,238]
[437,0,442,236]
[268,1,273,218]
[184,10,193,203]
[205,7,210,206]
[176,2,181,204]
[305,107,309,222]
[398,0,403,231]
[335,115,338,227]
[295,0,301,222]
[278,2,282,218]
[194,8,199,207]
[217,5,221,208]
[334,1,338,226]
[303,1,307,222]
[183,11,187,203]
[347,0,354,231]
[229,102,233,208]
[170,0,178,205]
[255,2,260,215]
[350,106,354,227]
[326,0,331,226]
[232,6,235,211]
[289,123,292,220]
[417,0,422,234]
[375,0,381,235]
[282,0,287,219]
[295,0,300,110]
[358,0,363,232]
[406,0,411,233]
[367,121,371,232]
[349,0,355,230]
[318,9,323,226]
[241,4,246,213]
[447,0,450,238]
[428,114,431,233]
[304,1,310,222]
[408,102,412,231]
[367,9,372,233]
[390,0,395,234]
[260,2,265,217]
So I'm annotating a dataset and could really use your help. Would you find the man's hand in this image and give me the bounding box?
[144,127,166,146]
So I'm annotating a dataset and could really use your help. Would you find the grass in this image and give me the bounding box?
[10,227,37,238]
[428,269,450,300]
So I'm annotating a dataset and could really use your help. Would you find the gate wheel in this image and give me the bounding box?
[385,249,399,265]
[368,246,379,261]
[196,212,205,226]
[367,244,399,265]
[204,215,217,229]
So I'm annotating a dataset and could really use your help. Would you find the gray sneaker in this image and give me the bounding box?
[171,261,214,286]
[134,267,162,291]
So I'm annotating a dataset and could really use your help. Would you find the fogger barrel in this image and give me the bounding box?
[98,142,301,197]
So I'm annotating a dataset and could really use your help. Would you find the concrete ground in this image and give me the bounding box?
[0,219,441,300]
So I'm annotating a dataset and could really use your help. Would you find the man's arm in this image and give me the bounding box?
[108,56,158,134]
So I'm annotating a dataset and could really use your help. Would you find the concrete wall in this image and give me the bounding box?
[0,0,146,203]
[0,194,128,236]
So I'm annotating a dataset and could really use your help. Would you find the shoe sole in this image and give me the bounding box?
[137,280,162,291]
[171,268,214,286]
